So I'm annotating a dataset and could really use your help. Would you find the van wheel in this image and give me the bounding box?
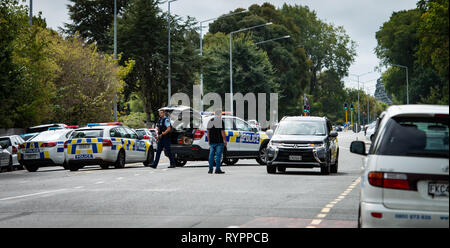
[115,150,126,169]
[224,158,239,165]
[175,159,187,167]
[25,164,39,172]
[143,147,154,167]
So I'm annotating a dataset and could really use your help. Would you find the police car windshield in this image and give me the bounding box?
[276,120,326,136]
[29,130,67,141]
[72,129,104,138]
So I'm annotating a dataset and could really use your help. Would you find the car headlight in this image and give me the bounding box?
[310,143,326,149]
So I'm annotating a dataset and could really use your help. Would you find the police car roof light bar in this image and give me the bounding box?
[48,127,63,130]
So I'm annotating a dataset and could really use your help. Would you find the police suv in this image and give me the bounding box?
[18,127,74,172]
[167,108,270,166]
[65,123,154,171]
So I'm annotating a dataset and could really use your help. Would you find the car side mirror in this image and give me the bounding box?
[266,129,273,137]
[350,141,367,156]
[329,131,338,138]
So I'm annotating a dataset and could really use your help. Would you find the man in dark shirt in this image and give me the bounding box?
[206,110,227,174]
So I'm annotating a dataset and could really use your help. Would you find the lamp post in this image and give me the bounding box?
[229,22,272,115]
[199,10,248,111]
[166,0,178,105]
[113,0,118,121]
[29,0,33,26]
[350,71,373,129]
[391,64,409,104]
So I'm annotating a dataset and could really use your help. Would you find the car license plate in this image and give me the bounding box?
[428,183,449,197]
[289,155,302,161]
[75,154,93,160]
[24,154,38,160]
[77,144,91,149]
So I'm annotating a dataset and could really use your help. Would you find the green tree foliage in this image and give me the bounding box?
[375,2,448,105]
[116,0,201,125]
[64,0,129,52]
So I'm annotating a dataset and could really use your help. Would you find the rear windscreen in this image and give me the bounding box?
[71,129,104,138]
[377,117,449,158]
[29,131,67,141]
[135,130,146,136]
[0,138,11,147]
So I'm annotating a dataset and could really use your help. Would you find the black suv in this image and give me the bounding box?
[266,116,339,175]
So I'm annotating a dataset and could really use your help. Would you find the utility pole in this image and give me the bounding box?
[29,0,33,26]
[113,0,118,121]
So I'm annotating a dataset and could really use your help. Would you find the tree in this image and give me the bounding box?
[64,0,129,52]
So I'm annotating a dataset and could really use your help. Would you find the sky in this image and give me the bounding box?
[25,0,418,95]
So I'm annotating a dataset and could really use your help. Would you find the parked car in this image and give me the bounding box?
[0,143,12,172]
[134,128,157,150]
[160,105,270,166]
[0,135,25,169]
[365,121,377,142]
[65,122,154,171]
[19,127,74,172]
[266,116,339,175]
[351,105,449,228]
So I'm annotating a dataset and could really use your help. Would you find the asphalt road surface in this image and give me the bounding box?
[0,131,368,228]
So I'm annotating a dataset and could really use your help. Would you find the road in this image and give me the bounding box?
[0,131,367,228]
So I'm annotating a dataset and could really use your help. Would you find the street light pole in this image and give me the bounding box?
[350,71,373,129]
[229,22,272,115]
[254,35,291,45]
[199,10,248,112]
[391,64,409,104]
[113,0,118,121]
[29,0,33,26]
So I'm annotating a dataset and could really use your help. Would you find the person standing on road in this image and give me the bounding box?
[151,110,176,168]
[207,110,227,174]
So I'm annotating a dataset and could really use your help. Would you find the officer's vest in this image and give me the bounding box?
[157,117,169,134]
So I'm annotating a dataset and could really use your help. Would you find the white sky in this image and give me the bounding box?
[25,0,418,95]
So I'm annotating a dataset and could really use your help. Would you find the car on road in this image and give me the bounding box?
[266,116,339,175]
[134,128,157,150]
[161,105,271,166]
[18,127,74,172]
[351,105,449,228]
[0,143,13,172]
[365,121,377,142]
[0,135,25,170]
[65,122,154,171]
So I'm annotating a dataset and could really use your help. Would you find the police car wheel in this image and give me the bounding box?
[256,146,268,165]
[175,159,187,167]
[62,162,69,170]
[100,164,110,169]
[144,148,154,167]
[115,150,125,169]
[68,163,80,172]
[25,164,39,172]
[266,165,276,174]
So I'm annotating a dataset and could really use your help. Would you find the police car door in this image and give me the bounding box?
[122,127,140,162]
[130,128,147,162]
[235,118,259,153]
[223,117,239,153]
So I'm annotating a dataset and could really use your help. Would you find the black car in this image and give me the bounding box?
[266,116,339,175]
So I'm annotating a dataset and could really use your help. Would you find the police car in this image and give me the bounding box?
[18,127,74,172]
[65,122,154,171]
[169,111,270,166]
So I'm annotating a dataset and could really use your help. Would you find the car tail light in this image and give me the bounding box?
[143,135,150,140]
[40,142,57,148]
[371,212,383,219]
[12,146,18,154]
[368,172,410,190]
[64,141,68,148]
[102,139,113,147]
[194,130,205,140]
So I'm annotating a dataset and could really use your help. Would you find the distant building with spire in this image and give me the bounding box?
[374,78,393,105]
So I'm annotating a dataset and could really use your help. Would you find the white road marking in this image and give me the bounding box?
[73,186,84,189]
[311,219,322,225]
[95,181,104,184]
[0,189,67,201]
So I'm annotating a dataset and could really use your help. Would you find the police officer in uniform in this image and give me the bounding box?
[150,109,176,168]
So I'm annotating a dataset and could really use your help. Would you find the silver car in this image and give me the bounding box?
[0,135,25,169]
[0,144,12,172]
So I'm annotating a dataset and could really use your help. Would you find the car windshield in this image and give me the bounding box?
[71,129,104,138]
[377,116,449,158]
[29,130,67,141]
[135,130,146,136]
[276,120,326,136]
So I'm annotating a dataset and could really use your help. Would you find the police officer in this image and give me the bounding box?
[150,109,176,168]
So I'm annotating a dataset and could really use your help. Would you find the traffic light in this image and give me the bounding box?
[344,102,348,110]
[307,105,310,113]
[350,104,354,111]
